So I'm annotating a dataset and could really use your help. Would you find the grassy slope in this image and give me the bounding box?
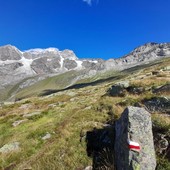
[0,57,170,169]
[13,71,80,100]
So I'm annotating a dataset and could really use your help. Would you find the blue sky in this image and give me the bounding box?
[0,0,170,59]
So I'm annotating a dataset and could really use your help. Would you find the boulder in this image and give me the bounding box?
[107,85,126,97]
[0,142,20,153]
[115,106,156,170]
[127,86,145,95]
[143,97,170,114]
[153,84,170,94]
[154,133,169,155]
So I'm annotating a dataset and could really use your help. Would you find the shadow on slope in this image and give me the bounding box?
[15,57,169,100]
[40,60,164,97]
[39,74,125,96]
[85,126,115,169]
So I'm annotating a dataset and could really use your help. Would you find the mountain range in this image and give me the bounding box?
[0,42,170,169]
[0,42,170,101]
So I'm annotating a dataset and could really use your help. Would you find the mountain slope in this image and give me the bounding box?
[0,56,169,169]
[0,43,170,102]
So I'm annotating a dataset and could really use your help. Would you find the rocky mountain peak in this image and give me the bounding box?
[0,45,22,61]
[60,49,78,60]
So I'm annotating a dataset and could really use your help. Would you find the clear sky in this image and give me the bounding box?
[0,0,170,59]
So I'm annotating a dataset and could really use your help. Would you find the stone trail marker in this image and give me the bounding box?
[115,106,156,170]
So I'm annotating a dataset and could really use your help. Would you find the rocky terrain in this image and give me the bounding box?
[0,42,170,102]
[0,52,169,169]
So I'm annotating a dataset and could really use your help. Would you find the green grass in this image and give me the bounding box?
[0,57,170,169]
[0,88,110,169]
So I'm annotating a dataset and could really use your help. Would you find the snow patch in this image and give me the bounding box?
[90,60,98,64]
[59,54,64,68]
[17,57,35,75]
[47,58,52,62]
[0,60,19,65]
[75,60,83,70]
[24,48,59,54]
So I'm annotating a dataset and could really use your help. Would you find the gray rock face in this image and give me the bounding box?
[115,106,156,170]
[82,59,105,71]
[60,49,78,60]
[31,57,60,74]
[118,43,170,67]
[0,45,22,61]
[0,62,23,74]
[63,59,77,70]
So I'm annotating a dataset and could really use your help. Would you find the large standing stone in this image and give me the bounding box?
[115,106,156,170]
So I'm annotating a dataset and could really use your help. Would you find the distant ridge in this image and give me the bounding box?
[0,42,170,101]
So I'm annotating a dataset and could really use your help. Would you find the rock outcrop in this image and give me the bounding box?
[115,106,156,170]
[143,97,170,114]
[107,81,129,97]
[153,84,170,94]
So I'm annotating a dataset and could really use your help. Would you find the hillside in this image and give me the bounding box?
[0,57,170,169]
[0,42,170,102]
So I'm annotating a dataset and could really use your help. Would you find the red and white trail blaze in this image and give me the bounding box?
[127,140,141,152]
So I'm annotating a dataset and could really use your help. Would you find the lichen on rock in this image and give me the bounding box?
[115,106,156,170]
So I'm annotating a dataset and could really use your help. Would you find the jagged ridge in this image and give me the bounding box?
[0,43,170,101]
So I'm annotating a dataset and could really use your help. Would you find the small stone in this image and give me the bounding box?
[42,133,51,140]
[23,111,41,118]
[19,104,32,110]
[115,80,130,88]
[66,91,77,97]
[0,142,20,153]
[70,97,79,102]
[12,119,27,127]
[84,106,92,110]
[84,166,92,170]
[48,103,57,108]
